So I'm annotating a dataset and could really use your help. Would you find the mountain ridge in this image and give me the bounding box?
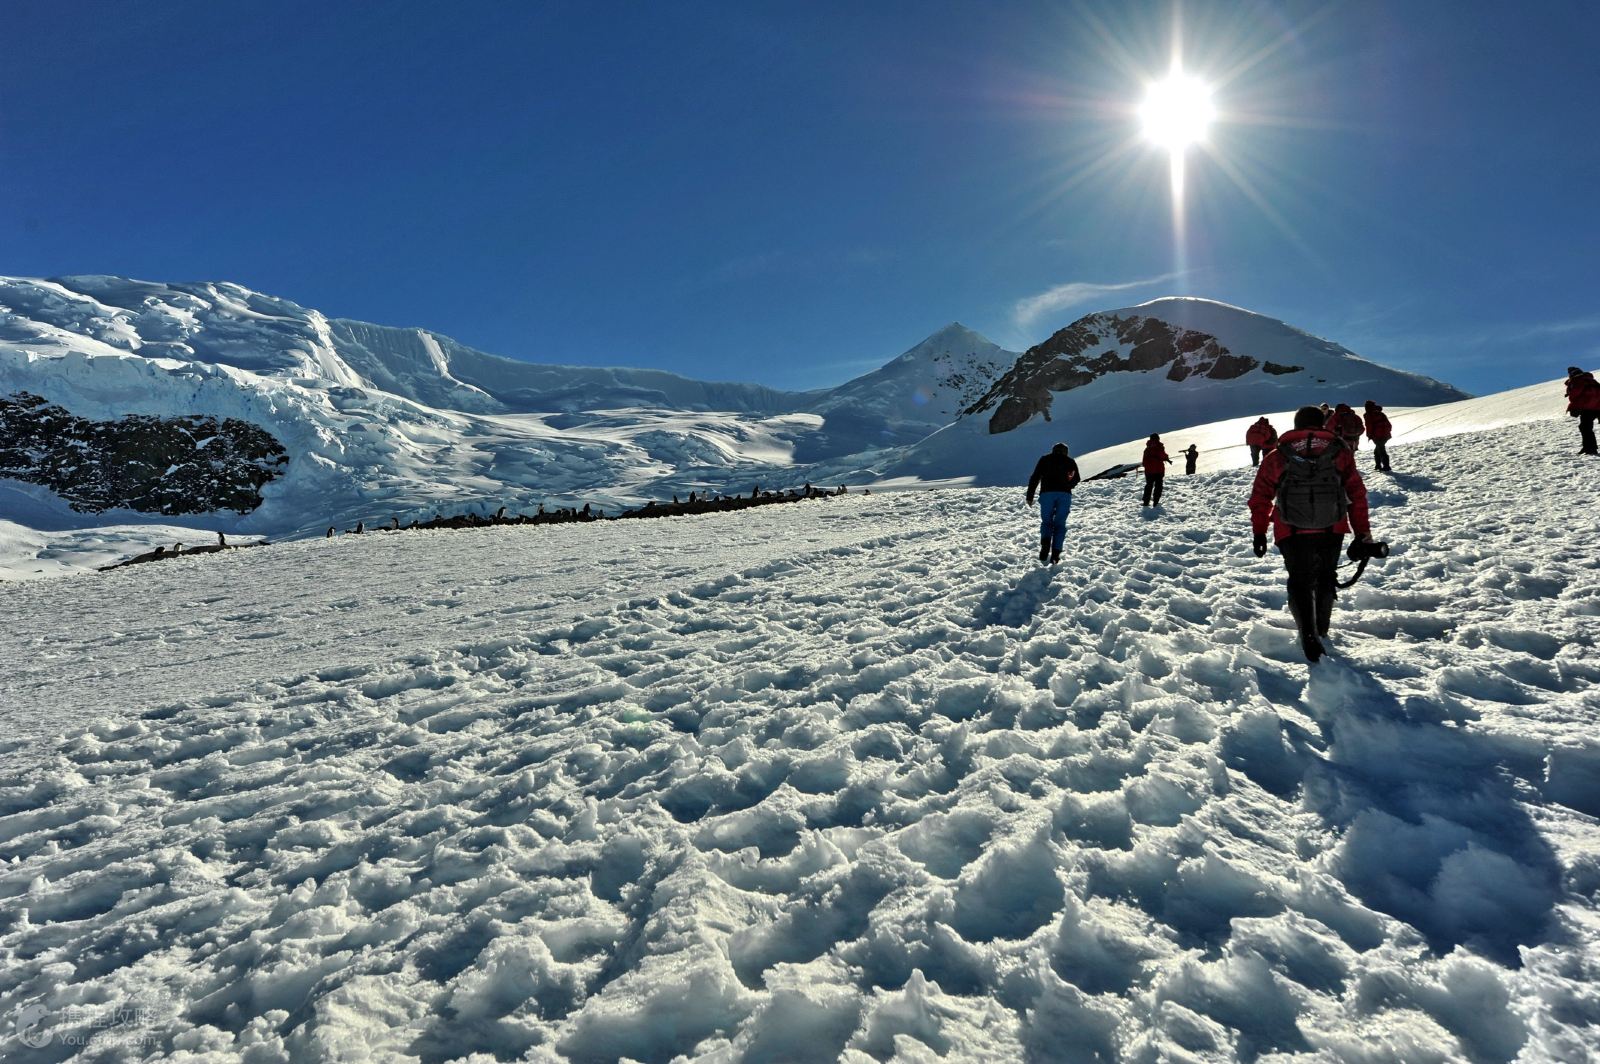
[805,297,1470,489]
[1,275,1482,577]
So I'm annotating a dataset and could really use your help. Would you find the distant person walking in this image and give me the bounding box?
[1248,406,1376,663]
[1245,417,1277,467]
[1329,403,1364,451]
[1141,434,1171,507]
[1566,366,1600,455]
[1183,444,1199,474]
[1363,400,1394,472]
[1025,442,1081,564]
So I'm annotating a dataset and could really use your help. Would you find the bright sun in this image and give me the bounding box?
[1139,71,1215,152]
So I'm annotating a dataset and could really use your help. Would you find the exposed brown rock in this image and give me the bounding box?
[0,392,288,514]
[967,312,1262,434]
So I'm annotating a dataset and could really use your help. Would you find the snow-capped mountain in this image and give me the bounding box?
[2,277,1482,576]
[792,323,1014,459]
[835,298,1469,487]
[0,277,1012,540]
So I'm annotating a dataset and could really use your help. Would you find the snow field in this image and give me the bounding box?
[1,418,1597,1062]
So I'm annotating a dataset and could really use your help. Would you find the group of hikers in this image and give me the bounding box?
[325,483,856,539]
[1025,394,1423,664]
[1127,400,1395,512]
[1244,400,1396,472]
[1028,371,1599,662]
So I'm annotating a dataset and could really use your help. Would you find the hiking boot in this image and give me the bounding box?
[1050,550,1060,564]
[1301,633,1325,663]
[1039,537,1050,563]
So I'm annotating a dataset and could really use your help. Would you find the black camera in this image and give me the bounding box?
[1348,539,1390,562]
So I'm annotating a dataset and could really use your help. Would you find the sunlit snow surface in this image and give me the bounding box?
[1,418,1598,1061]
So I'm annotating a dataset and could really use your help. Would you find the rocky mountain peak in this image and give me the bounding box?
[968,311,1273,434]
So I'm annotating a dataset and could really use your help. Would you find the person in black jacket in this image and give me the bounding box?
[1025,442,1081,563]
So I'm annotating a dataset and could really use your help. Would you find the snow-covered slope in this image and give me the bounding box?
[840,298,1469,487]
[1068,373,1573,480]
[1,414,1596,1061]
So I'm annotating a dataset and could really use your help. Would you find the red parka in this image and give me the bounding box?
[1568,371,1600,414]
[1363,404,1392,441]
[1330,404,1364,440]
[1244,418,1277,448]
[1248,429,1371,542]
[1142,440,1170,474]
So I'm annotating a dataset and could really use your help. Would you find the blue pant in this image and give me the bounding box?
[1038,491,1072,553]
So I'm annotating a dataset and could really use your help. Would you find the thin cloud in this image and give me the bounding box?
[1013,273,1182,328]
[1514,316,1600,339]
[1349,315,1600,361]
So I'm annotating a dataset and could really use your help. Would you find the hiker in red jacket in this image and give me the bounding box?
[1566,366,1600,455]
[1244,417,1278,467]
[1363,400,1394,472]
[1329,403,1364,452]
[1248,406,1375,663]
[1141,434,1171,506]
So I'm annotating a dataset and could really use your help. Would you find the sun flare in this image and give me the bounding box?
[1139,71,1215,152]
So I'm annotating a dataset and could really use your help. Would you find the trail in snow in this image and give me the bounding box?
[0,419,1597,1062]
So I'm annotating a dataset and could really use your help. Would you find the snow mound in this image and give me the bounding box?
[1,415,1597,1060]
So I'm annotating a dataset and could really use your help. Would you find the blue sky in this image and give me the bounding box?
[3,1,1596,395]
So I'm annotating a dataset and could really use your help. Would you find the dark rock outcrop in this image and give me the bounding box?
[0,392,288,514]
[965,313,1264,434]
[1263,361,1303,376]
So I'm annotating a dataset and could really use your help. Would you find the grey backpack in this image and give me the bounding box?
[1274,437,1347,529]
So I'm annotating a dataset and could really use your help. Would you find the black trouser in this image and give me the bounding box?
[1249,444,1261,467]
[1279,532,1344,638]
[1580,412,1598,455]
[1185,458,1197,474]
[1372,438,1390,470]
[1142,471,1164,505]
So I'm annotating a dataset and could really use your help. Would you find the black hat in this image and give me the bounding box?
[1571,366,1584,376]
[1052,442,1070,454]
[1294,406,1325,429]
